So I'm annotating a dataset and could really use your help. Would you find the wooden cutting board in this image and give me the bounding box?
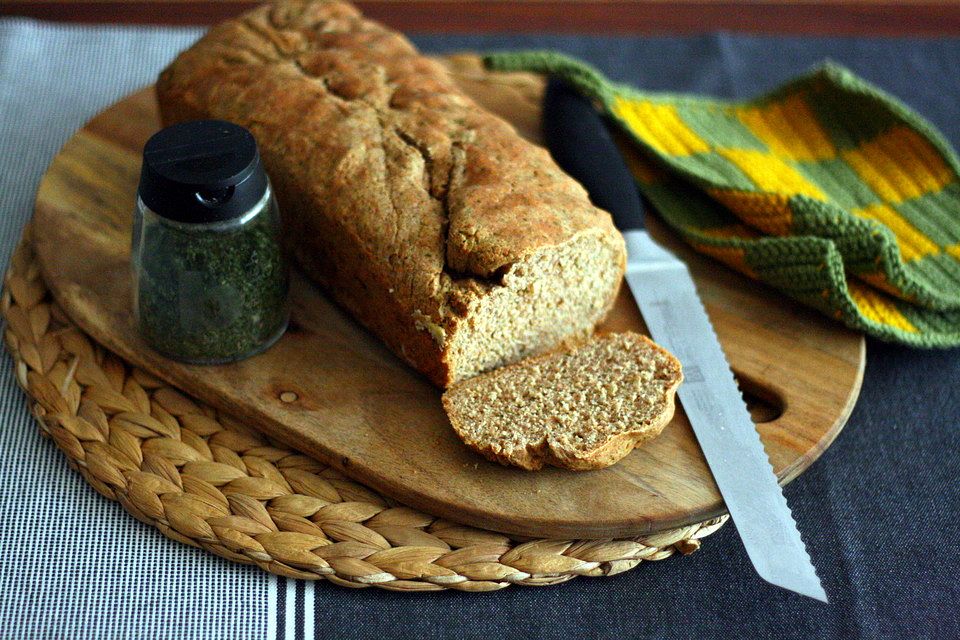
[32,54,864,539]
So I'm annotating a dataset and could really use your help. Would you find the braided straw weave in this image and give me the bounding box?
[2,226,727,592]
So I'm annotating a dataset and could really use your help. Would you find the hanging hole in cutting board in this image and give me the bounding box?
[733,371,784,423]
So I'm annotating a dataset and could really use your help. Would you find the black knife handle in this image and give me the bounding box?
[542,77,645,231]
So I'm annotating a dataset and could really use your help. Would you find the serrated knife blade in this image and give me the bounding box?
[543,78,826,602]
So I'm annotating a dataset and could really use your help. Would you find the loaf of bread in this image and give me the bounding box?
[156,0,626,387]
[442,332,683,470]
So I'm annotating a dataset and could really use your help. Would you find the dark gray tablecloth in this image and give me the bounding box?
[1,21,957,640]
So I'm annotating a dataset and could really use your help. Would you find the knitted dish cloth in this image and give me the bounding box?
[486,51,960,348]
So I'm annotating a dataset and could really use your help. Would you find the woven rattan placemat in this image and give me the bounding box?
[2,225,727,591]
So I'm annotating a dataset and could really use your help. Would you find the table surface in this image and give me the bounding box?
[0,17,958,640]
[4,0,960,34]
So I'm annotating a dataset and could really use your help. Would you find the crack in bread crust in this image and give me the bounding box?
[156,0,626,386]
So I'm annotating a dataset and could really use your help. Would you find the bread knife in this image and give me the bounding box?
[542,77,827,602]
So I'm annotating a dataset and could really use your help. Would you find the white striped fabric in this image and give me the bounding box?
[0,19,291,640]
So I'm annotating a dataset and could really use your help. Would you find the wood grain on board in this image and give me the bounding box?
[31,54,864,538]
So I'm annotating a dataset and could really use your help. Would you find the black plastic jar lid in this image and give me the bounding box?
[138,120,269,224]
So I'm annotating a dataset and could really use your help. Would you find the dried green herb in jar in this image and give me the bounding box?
[132,120,289,364]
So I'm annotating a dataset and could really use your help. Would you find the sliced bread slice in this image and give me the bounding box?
[441,332,683,471]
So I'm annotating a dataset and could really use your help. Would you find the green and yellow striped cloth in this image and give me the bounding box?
[486,52,960,347]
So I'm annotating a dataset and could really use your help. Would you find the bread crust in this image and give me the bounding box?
[156,0,625,387]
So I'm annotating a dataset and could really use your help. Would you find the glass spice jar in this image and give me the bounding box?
[131,120,289,364]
